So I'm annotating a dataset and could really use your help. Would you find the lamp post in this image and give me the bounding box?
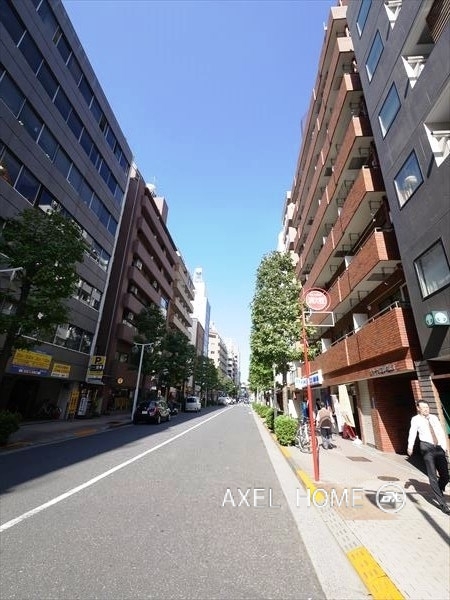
[131,342,153,420]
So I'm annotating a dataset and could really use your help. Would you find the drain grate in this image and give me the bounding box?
[346,456,372,462]
[378,475,400,481]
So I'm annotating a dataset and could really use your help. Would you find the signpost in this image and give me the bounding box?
[302,288,331,481]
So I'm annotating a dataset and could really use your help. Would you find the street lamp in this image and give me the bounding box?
[131,342,153,420]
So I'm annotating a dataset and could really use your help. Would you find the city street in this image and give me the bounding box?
[0,405,366,600]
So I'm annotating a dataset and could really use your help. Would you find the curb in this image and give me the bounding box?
[269,430,405,600]
[0,420,131,454]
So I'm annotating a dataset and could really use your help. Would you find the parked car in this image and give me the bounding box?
[133,399,171,424]
[185,396,202,412]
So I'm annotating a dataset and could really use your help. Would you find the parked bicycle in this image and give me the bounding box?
[294,418,319,454]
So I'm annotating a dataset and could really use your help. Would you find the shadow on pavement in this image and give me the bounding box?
[0,407,224,495]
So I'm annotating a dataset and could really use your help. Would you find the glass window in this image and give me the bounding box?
[15,167,40,204]
[90,97,102,123]
[37,188,59,213]
[90,193,102,215]
[89,144,100,169]
[80,332,92,354]
[393,151,423,207]
[18,32,43,74]
[38,126,58,161]
[356,0,371,36]
[19,103,42,141]
[80,129,93,156]
[37,0,58,37]
[0,73,25,117]
[105,127,117,151]
[119,153,129,174]
[67,109,83,139]
[79,76,93,105]
[114,185,124,205]
[378,83,400,137]
[99,113,107,133]
[56,33,71,64]
[366,31,383,82]
[0,0,25,44]
[415,241,450,298]
[0,149,21,186]
[108,216,118,236]
[67,54,82,85]
[54,88,71,121]
[67,164,82,191]
[99,160,110,184]
[79,180,93,205]
[107,173,117,195]
[98,203,109,228]
[37,62,58,99]
[54,147,71,178]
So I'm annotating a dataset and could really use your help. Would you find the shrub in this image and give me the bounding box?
[0,410,21,445]
[265,407,274,431]
[274,415,298,446]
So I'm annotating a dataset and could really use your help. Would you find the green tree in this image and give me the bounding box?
[158,329,196,397]
[193,355,219,405]
[249,251,302,415]
[0,208,86,383]
[132,303,167,383]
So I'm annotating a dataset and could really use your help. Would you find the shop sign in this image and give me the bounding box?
[370,364,396,377]
[86,355,106,381]
[425,310,449,327]
[295,370,323,389]
[10,349,52,376]
[51,363,71,378]
[304,288,330,311]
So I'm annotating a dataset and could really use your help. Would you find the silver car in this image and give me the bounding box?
[185,396,201,412]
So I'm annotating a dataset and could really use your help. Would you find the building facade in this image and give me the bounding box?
[208,323,229,380]
[94,167,181,412]
[280,1,432,452]
[347,0,450,434]
[0,0,133,418]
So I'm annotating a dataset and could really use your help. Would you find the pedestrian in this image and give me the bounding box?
[407,400,450,515]
[316,400,334,450]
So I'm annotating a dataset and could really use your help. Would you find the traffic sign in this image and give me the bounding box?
[304,288,330,311]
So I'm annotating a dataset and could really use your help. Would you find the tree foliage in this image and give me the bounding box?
[0,208,86,379]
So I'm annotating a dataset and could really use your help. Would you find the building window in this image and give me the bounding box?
[378,83,400,137]
[356,0,371,37]
[393,151,423,207]
[366,31,383,82]
[414,240,450,298]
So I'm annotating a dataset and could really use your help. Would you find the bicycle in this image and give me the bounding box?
[294,418,319,454]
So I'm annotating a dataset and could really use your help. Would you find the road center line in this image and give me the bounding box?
[0,409,229,533]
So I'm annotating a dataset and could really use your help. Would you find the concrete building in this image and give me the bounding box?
[190,267,211,357]
[280,1,427,452]
[208,323,228,380]
[347,0,450,433]
[225,338,240,388]
[168,251,194,341]
[0,0,132,418]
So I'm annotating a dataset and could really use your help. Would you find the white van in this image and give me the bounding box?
[185,396,202,412]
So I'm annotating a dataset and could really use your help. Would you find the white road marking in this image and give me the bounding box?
[0,410,229,533]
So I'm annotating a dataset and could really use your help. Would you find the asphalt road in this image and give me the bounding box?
[0,405,363,600]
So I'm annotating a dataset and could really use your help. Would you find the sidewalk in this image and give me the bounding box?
[1,413,131,452]
[278,429,450,600]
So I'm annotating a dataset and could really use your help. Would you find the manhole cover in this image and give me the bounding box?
[346,456,372,462]
[378,475,400,481]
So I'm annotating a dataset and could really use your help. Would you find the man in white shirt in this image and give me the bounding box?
[407,400,450,515]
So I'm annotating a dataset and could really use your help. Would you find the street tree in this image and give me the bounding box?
[249,250,302,415]
[132,303,167,381]
[0,208,86,384]
[158,329,197,398]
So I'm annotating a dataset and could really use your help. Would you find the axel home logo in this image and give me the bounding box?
[222,488,281,508]
[375,483,406,513]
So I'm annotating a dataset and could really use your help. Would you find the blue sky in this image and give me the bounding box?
[63,0,334,381]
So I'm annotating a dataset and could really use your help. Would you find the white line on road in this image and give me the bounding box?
[0,410,230,533]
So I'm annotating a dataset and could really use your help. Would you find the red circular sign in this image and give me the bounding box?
[304,288,330,311]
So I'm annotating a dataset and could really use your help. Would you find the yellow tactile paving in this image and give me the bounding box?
[347,546,405,600]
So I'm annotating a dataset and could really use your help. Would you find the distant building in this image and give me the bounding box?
[190,267,211,357]
[225,338,240,387]
[208,323,229,380]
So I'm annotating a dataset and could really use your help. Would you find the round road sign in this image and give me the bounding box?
[304,288,330,311]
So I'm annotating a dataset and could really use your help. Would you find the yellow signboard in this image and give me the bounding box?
[13,349,52,369]
[51,363,71,378]
[87,355,106,380]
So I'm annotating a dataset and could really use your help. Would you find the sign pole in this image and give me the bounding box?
[302,302,319,481]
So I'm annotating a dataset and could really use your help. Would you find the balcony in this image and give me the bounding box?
[127,265,160,307]
[116,321,137,345]
[309,228,400,326]
[309,304,420,380]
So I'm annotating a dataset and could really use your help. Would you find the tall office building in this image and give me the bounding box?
[190,267,211,357]
[0,0,133,418]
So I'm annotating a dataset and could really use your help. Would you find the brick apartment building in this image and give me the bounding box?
[280,0,449,452]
